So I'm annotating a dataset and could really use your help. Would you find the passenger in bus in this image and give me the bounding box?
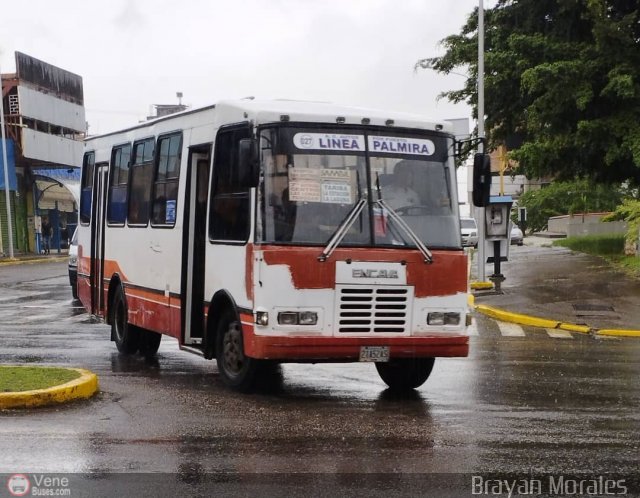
[384,160,420,210]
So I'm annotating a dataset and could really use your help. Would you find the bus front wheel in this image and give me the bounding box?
[111,285,139,355]
[215,309,261,392]
[375,358,435,391]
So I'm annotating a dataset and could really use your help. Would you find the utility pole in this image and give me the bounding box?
[0,65,15,258]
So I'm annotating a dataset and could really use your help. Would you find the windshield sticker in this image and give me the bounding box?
[322,182,352,204]
[368,136,435,156]
[288,168,354,203]
[289,169,322,202]
[294,133,365,152]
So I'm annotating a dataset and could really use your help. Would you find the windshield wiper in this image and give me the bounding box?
[376,199,433,264]
[317,198,367,262]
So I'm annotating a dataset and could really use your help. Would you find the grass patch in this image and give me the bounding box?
[0,366,80,393]
[552,234,640,277]
[553,234,625,255]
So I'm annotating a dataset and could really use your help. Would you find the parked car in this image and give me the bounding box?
[68,227,78,299]
[510,223,524,246]
[460,217,478,247]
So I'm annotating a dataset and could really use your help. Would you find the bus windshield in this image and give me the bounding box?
[259,126,460,249]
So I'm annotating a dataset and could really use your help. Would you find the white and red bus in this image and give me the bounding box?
[78,99,478,391]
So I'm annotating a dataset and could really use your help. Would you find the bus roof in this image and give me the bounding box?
[85,98,452,143]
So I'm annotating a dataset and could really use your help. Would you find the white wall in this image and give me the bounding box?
[18,85,86,132]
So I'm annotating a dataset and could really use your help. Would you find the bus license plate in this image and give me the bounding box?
[359,346,390,362]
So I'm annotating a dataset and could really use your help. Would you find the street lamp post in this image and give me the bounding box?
[0,65,15,259]
[476,0,487,282]
[415,1,488,282]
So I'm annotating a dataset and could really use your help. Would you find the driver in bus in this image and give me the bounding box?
[384,160,420,210]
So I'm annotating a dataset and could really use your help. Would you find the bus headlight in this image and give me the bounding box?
[427,312,461,326]
[278,312,299,325]
[255,311,269,326]
[277,311,318,326]
[298,311,318,325]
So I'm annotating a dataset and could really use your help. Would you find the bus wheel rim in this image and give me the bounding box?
[222,322,244,376]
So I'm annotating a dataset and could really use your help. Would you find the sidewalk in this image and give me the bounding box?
[0,251,68,266]
[472,236,640,336]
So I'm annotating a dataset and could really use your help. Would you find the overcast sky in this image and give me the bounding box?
[0,0,493,135]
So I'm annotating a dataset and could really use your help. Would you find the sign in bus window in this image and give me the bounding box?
[288,168,354,204]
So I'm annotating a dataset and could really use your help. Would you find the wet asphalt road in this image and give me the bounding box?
[0,247,639,497]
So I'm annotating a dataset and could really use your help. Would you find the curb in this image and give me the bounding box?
[0,367,99,409]
[471,301,640,339]
[0,256,67,266]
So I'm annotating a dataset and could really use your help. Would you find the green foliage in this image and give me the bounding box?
[515,178,623,232]
[601,198,640,248]
[553,234,625,255]
[426,0,640,183]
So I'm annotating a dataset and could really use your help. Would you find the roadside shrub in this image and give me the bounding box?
[553,234,625,255]
[602,199,640,254]
[516,179,624,233]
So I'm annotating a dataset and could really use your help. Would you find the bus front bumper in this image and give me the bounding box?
[243,329,468,361]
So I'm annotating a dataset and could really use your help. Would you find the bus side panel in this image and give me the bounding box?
[125,286,180,339]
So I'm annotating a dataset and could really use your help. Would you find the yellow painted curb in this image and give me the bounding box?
[468,294,475,307]
[471,281,493,290]
[473,304,640,338]
[474,304,561,329]
[558,323,592,334]
[597,329,640,338]
[0,367,98,409]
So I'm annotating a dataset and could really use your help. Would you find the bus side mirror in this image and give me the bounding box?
[238,138,260,188]
[472,152,491,207]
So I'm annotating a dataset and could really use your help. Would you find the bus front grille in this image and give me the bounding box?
[337,286,411,333]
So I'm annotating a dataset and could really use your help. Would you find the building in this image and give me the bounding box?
[0,52,85,255]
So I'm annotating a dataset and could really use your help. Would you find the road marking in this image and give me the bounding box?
[466,321,479,336]
[546,328,574,339]
[497,321,526,337]
[62,313,89,323]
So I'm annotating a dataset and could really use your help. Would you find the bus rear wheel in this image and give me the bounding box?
[138,329,162,358]
[375,358,435,391]
[111,285,139,355]
[215,309,261,392]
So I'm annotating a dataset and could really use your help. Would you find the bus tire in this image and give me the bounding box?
[215,308,261,392]
[138,329,162,358]
[375,358,435,391]
[111,285,139,355]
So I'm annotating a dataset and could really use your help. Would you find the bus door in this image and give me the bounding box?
[182,145,212,346]
[90,163,108,316]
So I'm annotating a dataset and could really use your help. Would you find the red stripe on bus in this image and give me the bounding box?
[260,246,467,297]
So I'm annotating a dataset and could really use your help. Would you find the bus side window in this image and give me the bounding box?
[107,143,131,225]
[151,133,182,226]
[79,151,95,225]
[127,138,155,226]
[209,125,251,242]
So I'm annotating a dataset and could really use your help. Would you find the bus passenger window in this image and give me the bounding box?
[128,138,155,226]
[151,133,182,226]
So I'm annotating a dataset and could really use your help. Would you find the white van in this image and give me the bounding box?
[460,217,478,247]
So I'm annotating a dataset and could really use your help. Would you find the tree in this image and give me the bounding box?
[424,0,640,184]
[516,178,623,233]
